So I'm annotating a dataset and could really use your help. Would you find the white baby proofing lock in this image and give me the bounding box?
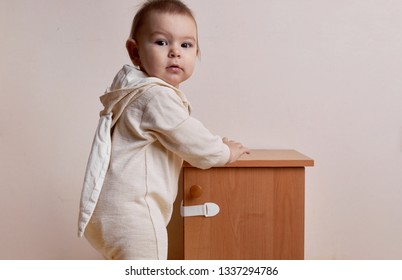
[180,201,220,217]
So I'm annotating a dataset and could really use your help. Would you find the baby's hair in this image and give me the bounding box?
[129,0,197,41]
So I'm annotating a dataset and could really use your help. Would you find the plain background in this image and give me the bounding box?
[1,0,401,259]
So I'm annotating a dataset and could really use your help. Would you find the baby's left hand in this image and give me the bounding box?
[223,137,250,163]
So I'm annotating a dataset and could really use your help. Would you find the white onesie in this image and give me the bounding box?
[78,65,230,259]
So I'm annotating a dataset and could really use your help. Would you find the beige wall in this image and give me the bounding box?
[1,0,402,259]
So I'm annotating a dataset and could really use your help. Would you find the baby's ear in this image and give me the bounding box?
[126,39,141,66]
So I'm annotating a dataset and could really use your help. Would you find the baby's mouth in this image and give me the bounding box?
[167,64,182,72]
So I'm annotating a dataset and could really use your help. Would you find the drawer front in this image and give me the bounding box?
[183,167,305,260]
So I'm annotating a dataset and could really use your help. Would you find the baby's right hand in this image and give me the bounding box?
[223,137,250,164]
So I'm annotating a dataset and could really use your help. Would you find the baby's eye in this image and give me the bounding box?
[181,42,193,48]
[155,40,168,46]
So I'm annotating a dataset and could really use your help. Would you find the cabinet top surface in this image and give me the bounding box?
[184,149,314,168]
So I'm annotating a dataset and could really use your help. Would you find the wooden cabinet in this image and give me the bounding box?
[168,149,314,260]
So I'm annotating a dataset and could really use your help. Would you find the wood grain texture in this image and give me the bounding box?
[168,150,313,260]
[183,149,314,168]
[183,167,305,260]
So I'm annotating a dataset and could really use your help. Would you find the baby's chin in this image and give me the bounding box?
[144,70,191,88]
[160,77,187,88]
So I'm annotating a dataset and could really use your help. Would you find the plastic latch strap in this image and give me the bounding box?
[180,201,220,217]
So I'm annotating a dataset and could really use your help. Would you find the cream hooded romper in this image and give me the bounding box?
[78,65,230,259]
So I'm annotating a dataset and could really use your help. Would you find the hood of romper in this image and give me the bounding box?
[99,64,185,127]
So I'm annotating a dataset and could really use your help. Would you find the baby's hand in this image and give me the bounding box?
[223,137,250,164]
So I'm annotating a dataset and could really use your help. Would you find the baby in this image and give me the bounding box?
[78,0,249,260]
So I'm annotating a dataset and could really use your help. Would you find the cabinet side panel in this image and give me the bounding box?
[273,168,305,259]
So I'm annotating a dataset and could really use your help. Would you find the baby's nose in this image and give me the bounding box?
[169,48,181,58]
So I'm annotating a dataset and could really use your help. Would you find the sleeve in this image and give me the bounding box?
[140,88,230,169]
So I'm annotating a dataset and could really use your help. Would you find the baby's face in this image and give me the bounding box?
[135,12,198,88]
